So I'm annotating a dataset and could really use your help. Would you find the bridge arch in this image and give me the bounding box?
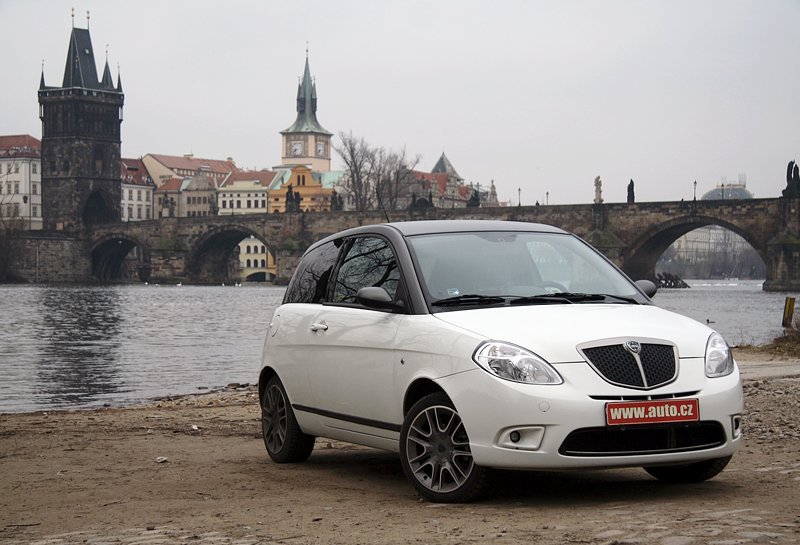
[622,215,767,280]
[91,233,151,282]
[185,224,277,284]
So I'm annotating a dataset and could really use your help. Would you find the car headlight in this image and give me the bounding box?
[473,341,563,384]
[705,332,734,378]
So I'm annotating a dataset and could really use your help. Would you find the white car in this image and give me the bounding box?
[258,220,743,502]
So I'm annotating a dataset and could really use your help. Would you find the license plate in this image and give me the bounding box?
[605,399,700,426]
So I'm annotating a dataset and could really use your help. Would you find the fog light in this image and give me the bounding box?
[497,426,545,450]
[732,415,742,439]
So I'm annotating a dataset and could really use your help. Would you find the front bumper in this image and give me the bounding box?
[438,358,743,470]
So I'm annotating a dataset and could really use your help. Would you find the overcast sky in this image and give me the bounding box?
[2,0,798,205]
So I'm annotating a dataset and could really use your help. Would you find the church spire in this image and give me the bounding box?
[101,51,114,90]
[281,53,331,136]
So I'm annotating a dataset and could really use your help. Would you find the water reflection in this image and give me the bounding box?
[35,287,125,406]
[0,281,787,413]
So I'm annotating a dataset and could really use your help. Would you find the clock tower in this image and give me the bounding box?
[280,54,332,172]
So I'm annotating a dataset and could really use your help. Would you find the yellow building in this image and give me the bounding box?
[268,165,342,213]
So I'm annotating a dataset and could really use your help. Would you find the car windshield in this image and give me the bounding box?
[405,231,648,309]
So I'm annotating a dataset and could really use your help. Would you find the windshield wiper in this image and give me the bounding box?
[431,294,506,307]
[508,294,578,305]
[510,292,639,305]
[596,293,640,304]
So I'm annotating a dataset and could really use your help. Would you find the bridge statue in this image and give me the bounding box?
[594,176,603,204]
[627,179,635,204]
[285,184,295,213]
[783,160,800,198]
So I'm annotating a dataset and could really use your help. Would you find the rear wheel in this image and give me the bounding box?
[400,392,490,503]
[261,376,315,463]
[644,455,732,483]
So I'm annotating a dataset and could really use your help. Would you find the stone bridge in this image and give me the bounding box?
[79,196,799,290]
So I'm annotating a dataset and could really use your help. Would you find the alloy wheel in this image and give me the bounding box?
[404,404,474,493]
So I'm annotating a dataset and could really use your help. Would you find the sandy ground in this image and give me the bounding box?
[1,350,799,545]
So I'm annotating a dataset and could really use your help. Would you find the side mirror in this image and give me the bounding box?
[356,286,397,310]
[635,279,658,298]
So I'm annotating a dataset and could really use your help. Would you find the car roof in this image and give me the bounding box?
[304,220,569,256]
[384,220,567,236]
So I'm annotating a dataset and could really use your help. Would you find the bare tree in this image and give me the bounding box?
[334,131,376,212]
[0,160,24,281]
[374,146,421,211]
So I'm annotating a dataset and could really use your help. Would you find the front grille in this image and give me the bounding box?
[640,344,676,385]
[559,422,726,457]
[590,391,699,402]
[582,342,677,389]
[583,345,643,387]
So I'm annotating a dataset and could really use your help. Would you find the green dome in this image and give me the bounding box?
[701,184,753,200]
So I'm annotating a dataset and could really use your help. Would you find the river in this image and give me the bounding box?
[0,280,796,413]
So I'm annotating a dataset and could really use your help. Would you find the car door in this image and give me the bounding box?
[303,235,406,435]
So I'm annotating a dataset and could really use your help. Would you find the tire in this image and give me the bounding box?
[399,392,490,503]
[644,455,732,483]
[261,376,315,463]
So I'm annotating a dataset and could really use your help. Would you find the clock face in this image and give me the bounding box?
[316,141,326,156]
[291,142,304,156]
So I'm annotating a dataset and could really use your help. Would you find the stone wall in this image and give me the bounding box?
[8,233,91,283]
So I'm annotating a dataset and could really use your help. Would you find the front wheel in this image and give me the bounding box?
[400,392,490,503]
[644,455,732,483]
[261,376,315,463]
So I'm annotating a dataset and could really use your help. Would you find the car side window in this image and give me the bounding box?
[283,241,340,304]
[332,237,400,304]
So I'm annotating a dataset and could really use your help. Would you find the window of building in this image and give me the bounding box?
[146,206,151,219]
[127,206,133,218]
[14,183,19,194]
[137,206,142,219]
[32,184,38,195]
[246,259,251,268]
[5,164,11,173]
[247,200,251,208]
[32,205,39,217]
[221,201,227,208]
[261,245,266,253]
[32,163,38,174]
[261,259,266,267]
[236,200,241,208]
[246,245,251,254]
[128,189,133,200]
[14,164,19,173]
[261,199,266,208]
[137,190,142,201]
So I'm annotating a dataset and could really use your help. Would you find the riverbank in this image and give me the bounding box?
[1,355,799,545]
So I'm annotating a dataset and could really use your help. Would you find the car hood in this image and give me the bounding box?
[432,304,714,363]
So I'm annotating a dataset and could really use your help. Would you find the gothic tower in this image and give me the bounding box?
[38,21,124,230]
[280,54,332,172]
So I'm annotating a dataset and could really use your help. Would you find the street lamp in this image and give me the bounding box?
[518,187,521,207]
[546,191,549,205]
[693,181,697,201]
[721,183,725,201]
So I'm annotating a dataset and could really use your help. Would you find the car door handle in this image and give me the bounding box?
[310,322,328,332]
